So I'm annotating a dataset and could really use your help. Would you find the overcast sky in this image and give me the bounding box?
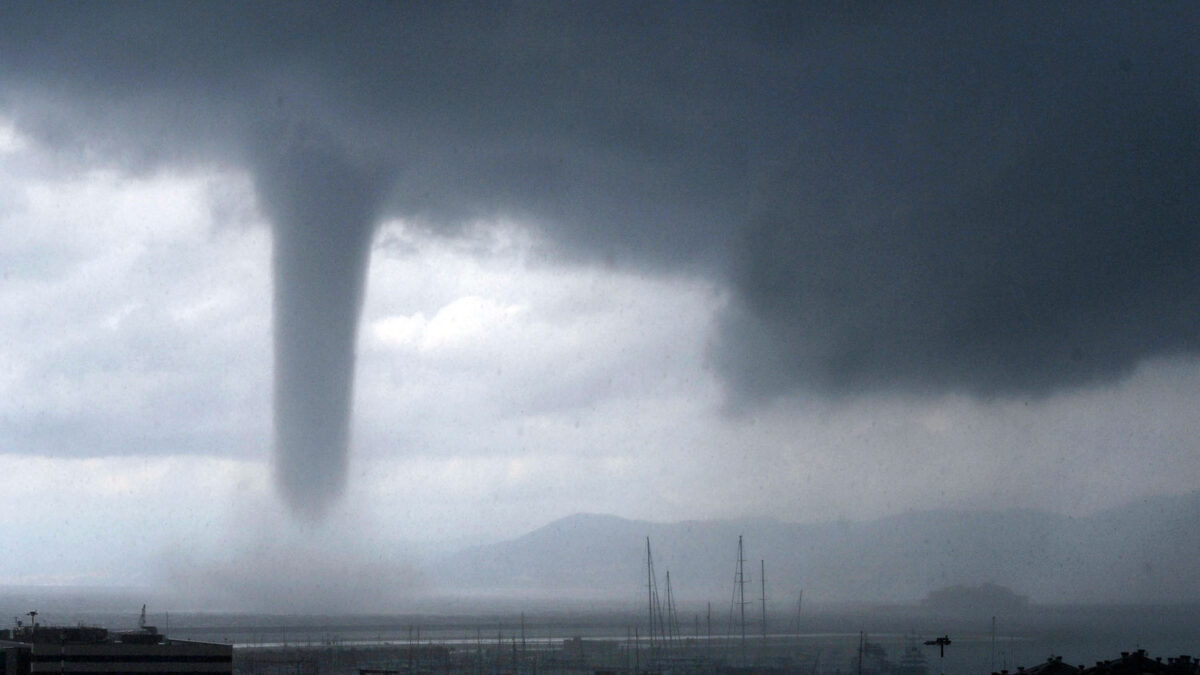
[1,3,1198,605]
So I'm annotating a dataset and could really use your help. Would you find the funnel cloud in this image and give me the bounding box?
[254,130,389,517]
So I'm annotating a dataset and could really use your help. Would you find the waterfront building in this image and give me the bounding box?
[0,621,231,675]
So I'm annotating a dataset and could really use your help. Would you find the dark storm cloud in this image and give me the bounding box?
[716,5,1200,399]
[3,3,1198,507]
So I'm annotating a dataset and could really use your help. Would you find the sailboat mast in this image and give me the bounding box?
[665,570,675,645]
[760,559,767,642]
[738,535,746,659]
[991,615,997,673]
[796,590,803,640]
[646,537,655,654]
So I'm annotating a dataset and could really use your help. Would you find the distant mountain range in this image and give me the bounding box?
[437,491,1200,606]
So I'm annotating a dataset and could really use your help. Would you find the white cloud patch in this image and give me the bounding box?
[0,156,271,458]
[0,115,26,154]
[372,295,526,352]
[354,219,725,465]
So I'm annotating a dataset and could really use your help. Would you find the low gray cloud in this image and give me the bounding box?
[719,73,1200,399]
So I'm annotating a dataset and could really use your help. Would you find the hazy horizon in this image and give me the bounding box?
[5,491,1199,615]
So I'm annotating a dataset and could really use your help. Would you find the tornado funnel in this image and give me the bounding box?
[256,137,384,519]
